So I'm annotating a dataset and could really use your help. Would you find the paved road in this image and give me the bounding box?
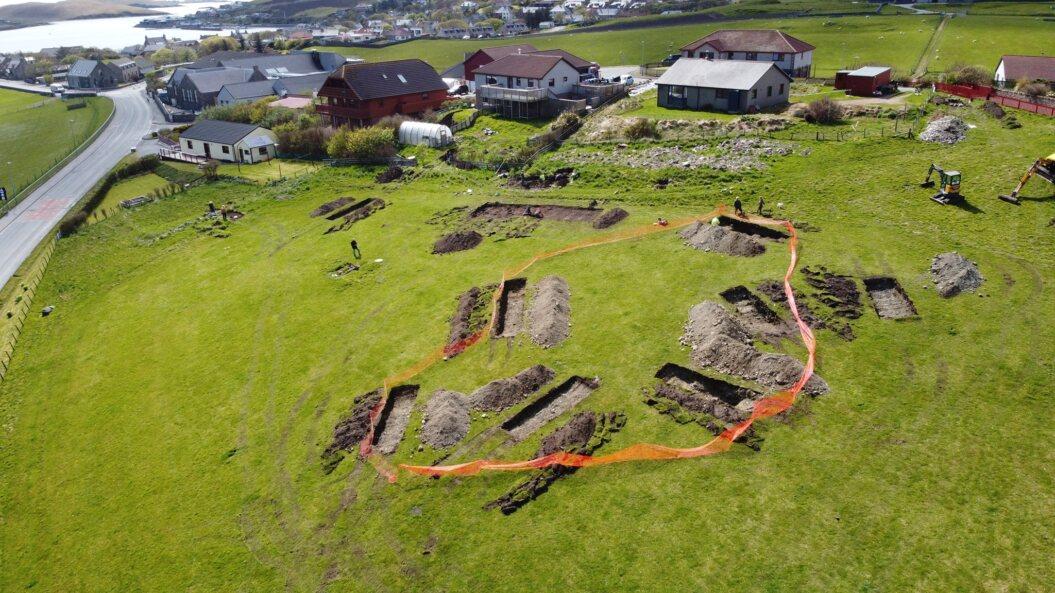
[0,83,159,288]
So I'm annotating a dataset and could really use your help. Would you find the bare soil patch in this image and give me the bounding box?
[433,230,483,254]
[593,207,629,229]
[485,411,625,514]
[647,363,761,448]
[528,275,571,348]
[325,198,386,233]
[329,262,359,278]
[492,278,527,337]
[931,252,984,297]
[322,388,381,472]
[802,266,863,320]
[310,197,353,218]
[470,201,601,223]
[421,390,470,448]
[679,216,783,257]
[372,385,418,455]
[758,270,859,341]
[470,364,556,412]
[982,101,1005,119]
[375,165,404,184]
[864,276,918,319]
[682,300,828,395]
[501,376,599,441]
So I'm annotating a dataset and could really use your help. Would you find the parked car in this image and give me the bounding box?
[661,54,680,66]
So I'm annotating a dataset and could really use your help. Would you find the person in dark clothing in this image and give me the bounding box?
[350,239,361,259]
[733,198,745,217]
[757,196,765,216]
[208,201,216,213]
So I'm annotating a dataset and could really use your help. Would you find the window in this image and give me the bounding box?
[725,52,733,59]
[702,51,714,59]
[548,78,555,87]
[221,145,230,154]
[186,140,193,149]
[751,89,757,99]
[258,147,267,155]
[563,76,568,82]
[397,74,407,83]
[746,52,757,60]
[774,53,783,61]
[516,77,521,85]
[716,88,728,99]
[779,83,785,95]
[670,85,685,98]
[421,92,429,99]
[767,85,772,97]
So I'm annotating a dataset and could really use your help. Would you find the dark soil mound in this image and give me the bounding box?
[420,389,470,448]
[593,207,629,229]
[470,364,556,412]
[758,276,855,341]
[447,286,491,349]
[310,197,352,218]
[648,364,761,448]
[375,165,404,183]
[802,266,863,320]
[433,230,483,254]
[508,167,574,189]
[322,389,381,471]
[486,411,625,515]
[864,276,917,319]
[982,101,1006,119]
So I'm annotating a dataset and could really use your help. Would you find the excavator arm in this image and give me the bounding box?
[999,159,1041,204]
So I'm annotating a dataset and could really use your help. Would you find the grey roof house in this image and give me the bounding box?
[166,66,268,111]
[655,58,791,114]
[66,59,139,89]
[216,71,330,106]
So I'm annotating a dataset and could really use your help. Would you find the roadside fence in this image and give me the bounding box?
[0,235,57,383]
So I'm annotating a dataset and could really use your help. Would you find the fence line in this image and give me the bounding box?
[0,234,58,382]
[934,82,1055,117]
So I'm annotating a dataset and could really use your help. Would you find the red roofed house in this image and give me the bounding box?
[316,59,449,127]
[994,55,1055,88]
[680,29,815,78]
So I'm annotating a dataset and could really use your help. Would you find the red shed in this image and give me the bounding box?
[834,66,892,96]
[317,59,449,127]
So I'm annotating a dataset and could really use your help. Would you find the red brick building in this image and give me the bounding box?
[316,59,449,127]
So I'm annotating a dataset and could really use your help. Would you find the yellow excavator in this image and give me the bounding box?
[999,153,1055,205]
[921,163,962,205]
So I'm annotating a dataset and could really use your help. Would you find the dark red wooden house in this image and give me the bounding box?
[317,59,449,127]
[834,66,892,96]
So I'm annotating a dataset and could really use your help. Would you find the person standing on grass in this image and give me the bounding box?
[757,196,765,216]
[350,239,361,259]
[734,197,745,218]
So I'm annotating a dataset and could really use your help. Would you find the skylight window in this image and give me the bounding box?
[397,74,407,83]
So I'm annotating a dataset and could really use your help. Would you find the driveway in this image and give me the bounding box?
[0,83,158,288]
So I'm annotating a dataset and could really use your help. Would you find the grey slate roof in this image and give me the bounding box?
[184,67,262,94]
[329,59,446,100]
[221,79,278,100]
[67,59,99,78]
[276,71,329,95]
[181,119,264,144]
[656,58,790,90]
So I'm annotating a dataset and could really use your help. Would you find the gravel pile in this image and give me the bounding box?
[919,116,969,144]
[679,221,766,257]
[420,390,470,448]
[931,252,984,297]
[528,275,571,348]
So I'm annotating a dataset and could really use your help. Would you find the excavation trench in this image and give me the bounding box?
[492,278,527,337]
[310,197,353,218]
[650,363,761,447]
[864,276,918,319]
[719,285,792,342]
[325,198,386,233]
[372,385,419,455]
[501,376,599,441]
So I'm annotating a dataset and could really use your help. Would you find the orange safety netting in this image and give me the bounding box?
[357,207,815,482]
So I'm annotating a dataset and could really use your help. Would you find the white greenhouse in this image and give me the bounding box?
[397,121,454,148]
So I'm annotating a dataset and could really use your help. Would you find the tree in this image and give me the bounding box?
[945,64,990,86]
[202,159,220,180]
[198,36,240,56]
[174,47,198,63]
[252,33,265,53]
[151,47,176,65]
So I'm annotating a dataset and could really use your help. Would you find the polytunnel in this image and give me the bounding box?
[397,121,454,148]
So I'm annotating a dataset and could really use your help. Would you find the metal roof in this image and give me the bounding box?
[181,119,264,144]
[67,59,98,78]
[848,66,891,77]
[656,58,789,90]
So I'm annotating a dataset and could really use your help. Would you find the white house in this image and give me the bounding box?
[994,54,1055,87]
[680,29,815,78]
[179,120,279,164]
[474,53,583,117]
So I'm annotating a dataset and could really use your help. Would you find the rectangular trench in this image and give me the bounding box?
[501,376,598,441]
[372,385,419,455]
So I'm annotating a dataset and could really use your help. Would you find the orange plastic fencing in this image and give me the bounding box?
[357,208,815,481]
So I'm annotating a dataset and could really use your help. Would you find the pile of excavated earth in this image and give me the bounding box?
[679,216,787,257]
[577,114,788,143]
[931,252,984,297]
[919,116,969,144]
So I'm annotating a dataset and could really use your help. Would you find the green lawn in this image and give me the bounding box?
[321,14,940,76]
[619,89,741,120]
[92,172,173,217]
[968,1,1055,15]
[0,90,113,208]
[929,15,1055,73]
[2,95,1054,591]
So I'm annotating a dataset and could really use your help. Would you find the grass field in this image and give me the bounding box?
[620,89,742,119]
[321,15,941,77]
[929,15,1055,73]
[1,89,1054,591]
[92,172,172,216]
[967,1,1055,15]
[0,90,113,205]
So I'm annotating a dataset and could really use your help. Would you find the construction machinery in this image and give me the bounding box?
[999,152,1055,205]
[921,163,962,205]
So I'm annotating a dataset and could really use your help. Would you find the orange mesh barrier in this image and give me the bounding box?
[357,208,815,481]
